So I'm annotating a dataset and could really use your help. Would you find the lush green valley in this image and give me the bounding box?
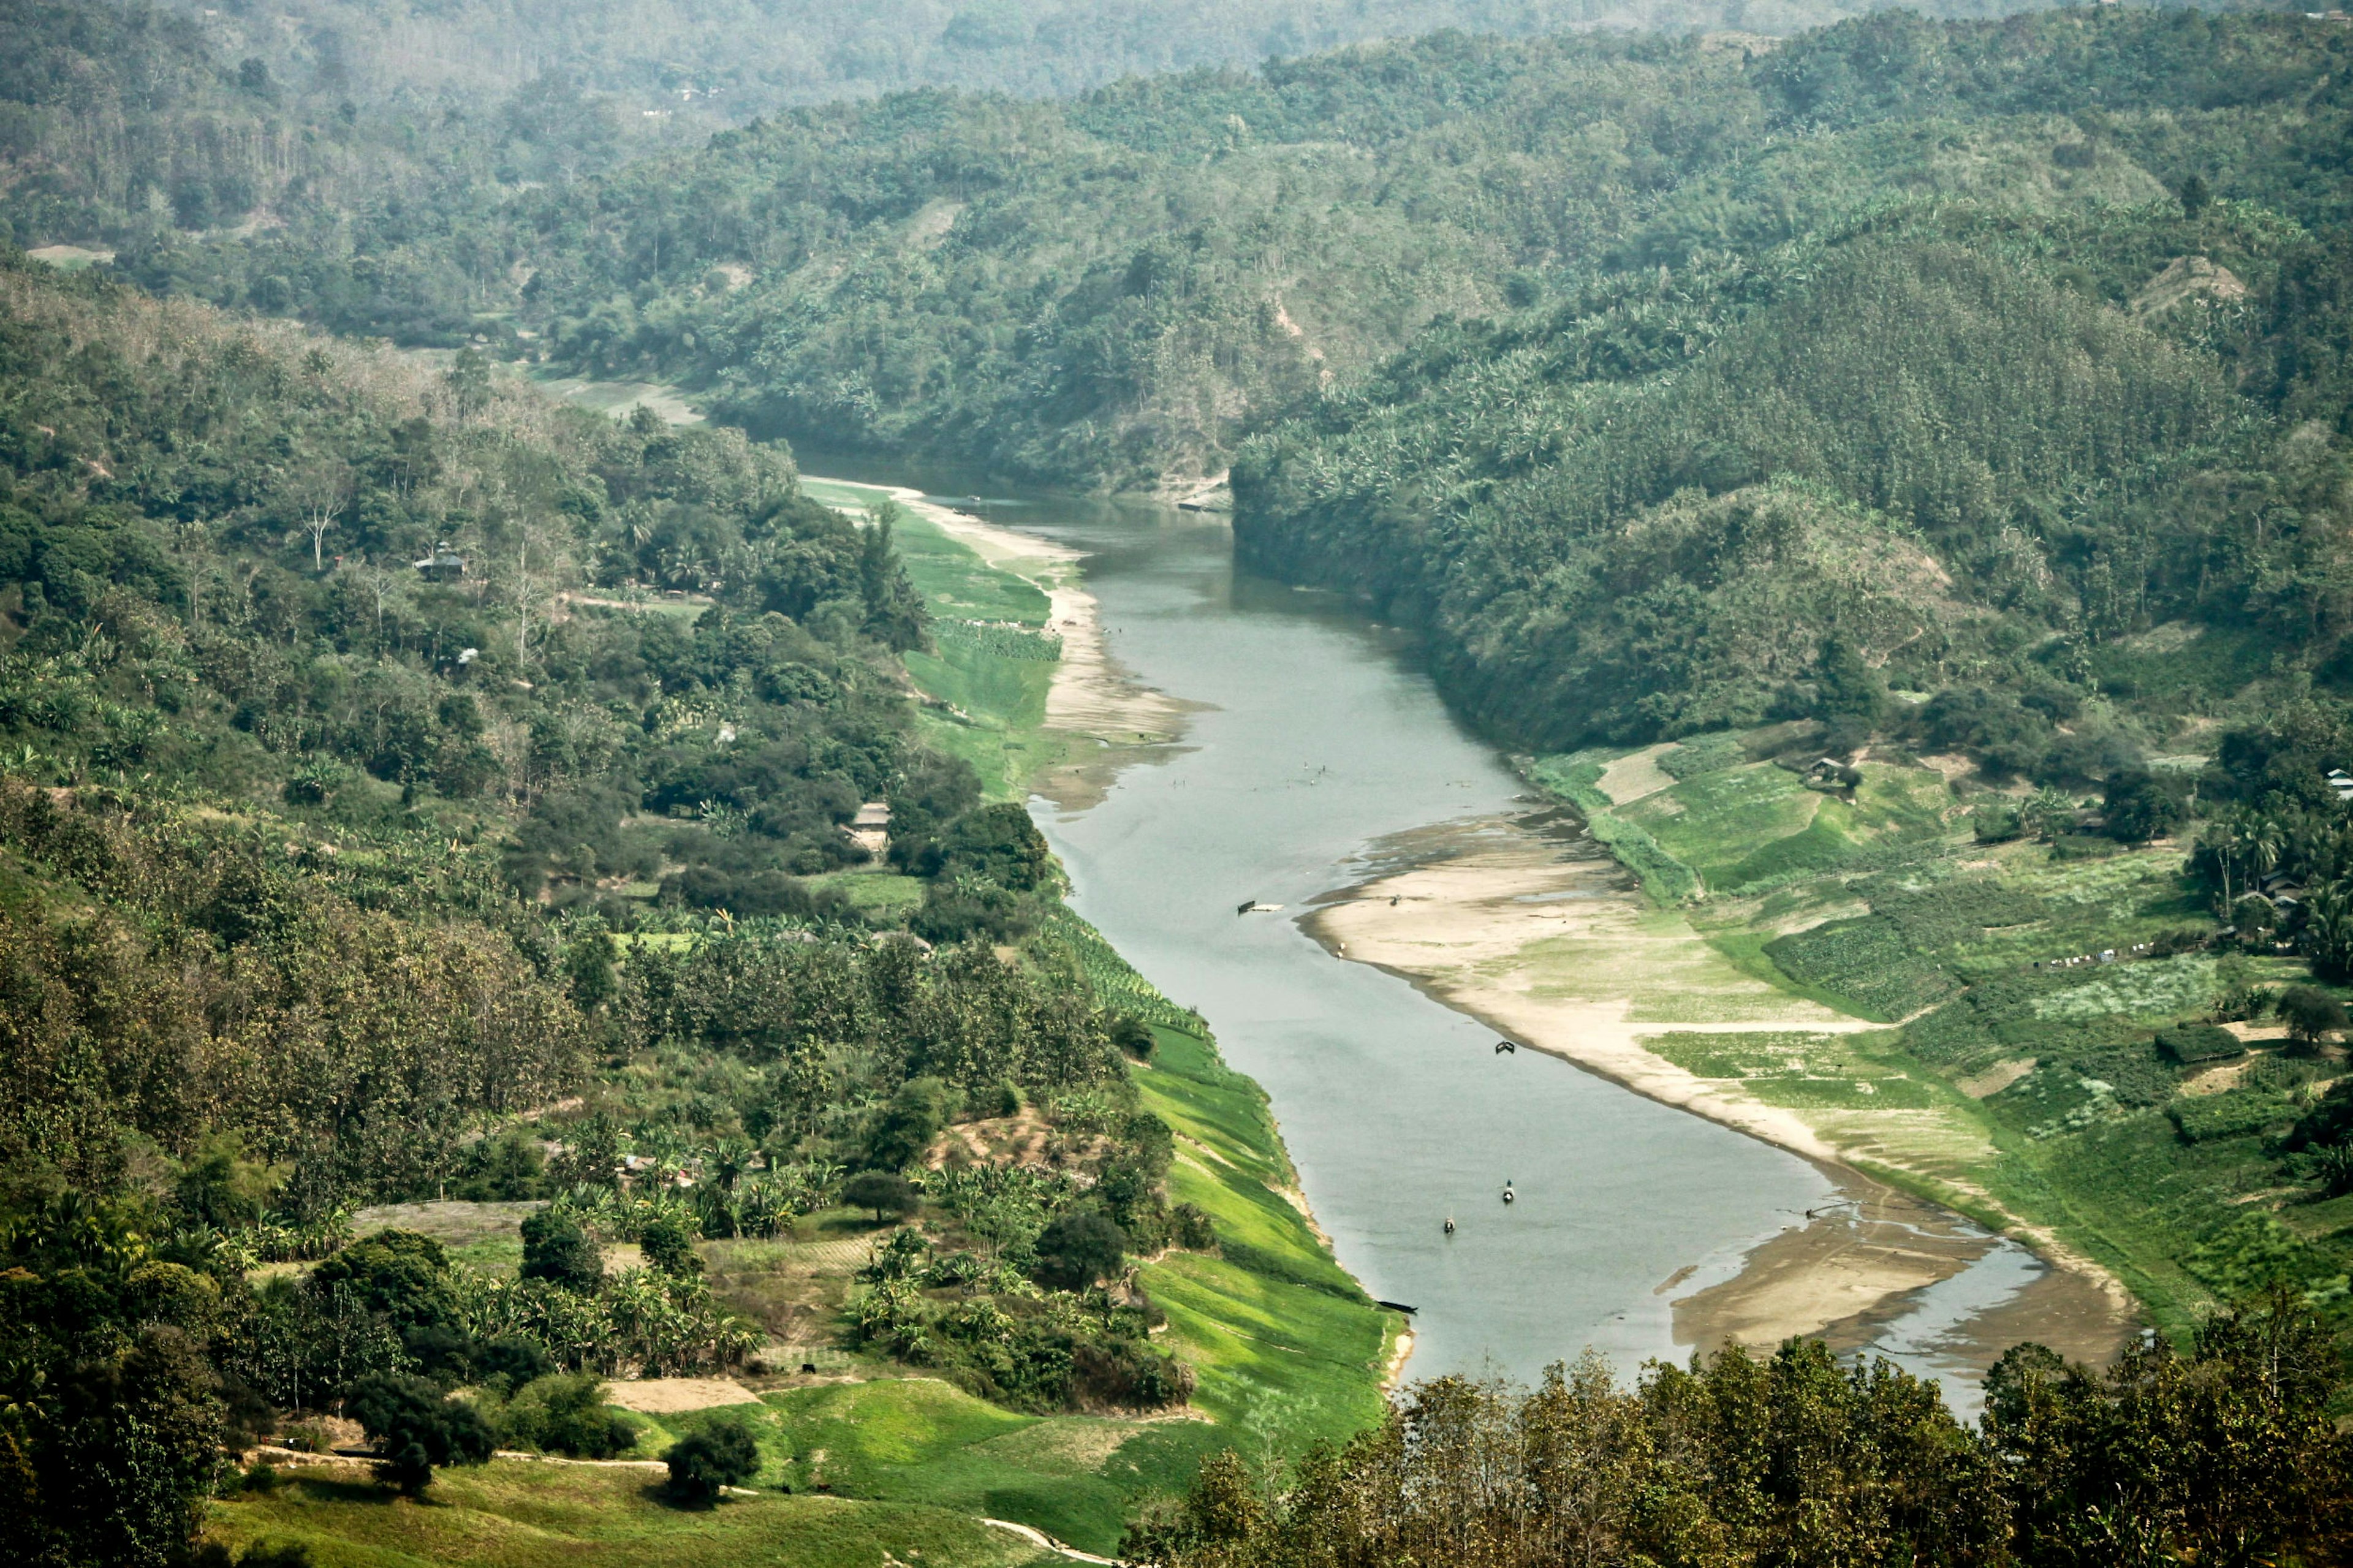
[13,2,2353,1566]
[0,252,1392,1567]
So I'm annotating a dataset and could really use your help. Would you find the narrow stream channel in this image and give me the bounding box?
[813,456,2082,1409]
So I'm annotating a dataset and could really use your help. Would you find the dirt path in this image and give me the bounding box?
[982,1517,1123,1564]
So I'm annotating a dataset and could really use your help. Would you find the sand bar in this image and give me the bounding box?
[846,481,1189,746]
[1306,811,2138,1364]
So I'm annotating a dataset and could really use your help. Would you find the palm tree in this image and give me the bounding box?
[2248,816,2286,887]
[705,1137,755,1192]
[2303,881,2353,982]
[2024,786,2075,842]
[2200,812,2248,909]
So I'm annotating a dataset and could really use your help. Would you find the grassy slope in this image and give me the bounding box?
[860,488,1070,805]
[859,477,1396,1447]
[207,1462,1055,1568]
[1531,730,2352,1339]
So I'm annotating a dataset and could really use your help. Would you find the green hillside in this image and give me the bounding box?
[0,253,1392,1568]
[85,7,2338,493]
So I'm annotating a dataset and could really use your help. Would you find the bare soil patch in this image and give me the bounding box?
[601,1377,762,1414]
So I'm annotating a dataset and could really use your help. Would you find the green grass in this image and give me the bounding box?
[605,1378,1178,1555]
[909,658,1064,803]
[2086,621,2279,703]
[1544,721,2353,1347]
[845,501,1072,803]
[1632,763,1821,888]
[1701,931,1881,1018]
[804,870,925,918]
[882,507,1053,629]
[798,477,902,513]
[207,1461,1053,1568]
[1134,1026,1395,1452]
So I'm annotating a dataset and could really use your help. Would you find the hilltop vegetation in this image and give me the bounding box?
[1236,10,2353,753]
[65,6,2335,495]
[4,0,2059,344]
[146,0,2017,116]
[0,251,1395,1568]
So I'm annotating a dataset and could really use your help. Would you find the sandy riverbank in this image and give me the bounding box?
[1305,812,2136,1368]
[839,482,1194,805]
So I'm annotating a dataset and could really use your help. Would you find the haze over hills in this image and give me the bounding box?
[154,0,2048,117]
[11,4,2353,1567]
[65,7,2345,504]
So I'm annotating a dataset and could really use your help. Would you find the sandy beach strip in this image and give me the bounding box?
[838,481,1190,748]
[1305,812,2138,1361]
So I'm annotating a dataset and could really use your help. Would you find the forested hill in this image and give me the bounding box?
[151,0,2026,121]
[88,6,2338,493]
[1,0,2055,282]
[1234,9,2353,759]
[0,248,1248,1564]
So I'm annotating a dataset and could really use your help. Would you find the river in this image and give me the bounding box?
[806,460,2109,1411]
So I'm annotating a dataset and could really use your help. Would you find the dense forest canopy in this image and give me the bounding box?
[148,0,2048,119]
[1229,10,2353,760]
[0,249,1209,1566]
[51,6,2332,495]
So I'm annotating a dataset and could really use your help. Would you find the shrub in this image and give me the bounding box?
[1971,803,2023,843]
[639,1212,703,1277]
[2156,1024,2243,1065]
[1108,1015,1156,1060]
[347,1373,494,1494]
[2278,986,2347,1049]
[2312,1145,2353,1199]
[475,1335,553,1387]
[2169,1090,2297,1145]
[1169,1202,1218,1252]
[452,1131,548,1202]
[192,1541,314,1568]
[504,1373,634,1459]
[1074,1336,1195,1409]
[664,1422,760,1505]
[520,1210,604,1292]
[2290,1080,2353,1152]
[1033,1211,1128,1290]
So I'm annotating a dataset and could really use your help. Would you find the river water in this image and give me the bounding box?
[816,460,2090,1407]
